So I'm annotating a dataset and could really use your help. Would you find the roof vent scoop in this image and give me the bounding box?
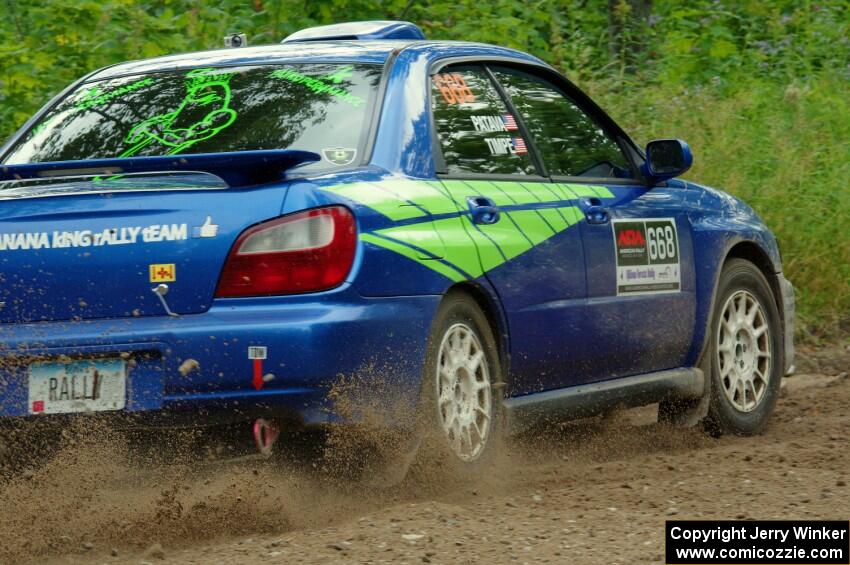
[281,21,425,43]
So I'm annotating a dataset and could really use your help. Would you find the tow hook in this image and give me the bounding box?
[252,418,279,457]
[151,284,179,317]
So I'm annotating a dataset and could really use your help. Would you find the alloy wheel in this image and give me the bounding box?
[716,290,772,413]
[435,323,492,461]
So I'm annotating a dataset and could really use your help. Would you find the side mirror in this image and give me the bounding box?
[642,139,693,183]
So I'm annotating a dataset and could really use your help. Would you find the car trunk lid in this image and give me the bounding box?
[0,151,318,323]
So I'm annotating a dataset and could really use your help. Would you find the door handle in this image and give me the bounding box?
[467,196,501,225]
[580,197,610,225]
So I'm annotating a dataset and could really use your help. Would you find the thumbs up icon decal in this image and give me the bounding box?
[193,216,219,238]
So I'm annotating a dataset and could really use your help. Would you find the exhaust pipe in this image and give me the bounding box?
[252,418,279,457]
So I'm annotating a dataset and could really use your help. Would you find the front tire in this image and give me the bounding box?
[416,291,505,471]
[705,258,783,435]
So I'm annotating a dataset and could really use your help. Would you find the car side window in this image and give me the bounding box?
[431,65,536,176]
[491,67,632,179]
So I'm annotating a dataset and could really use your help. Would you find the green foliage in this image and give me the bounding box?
[598,74,850,338]
[0,0,847,337]
[3,0,847,137]
[649,1,850,84]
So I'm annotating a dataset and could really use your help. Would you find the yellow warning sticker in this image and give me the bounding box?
[149,263,176,283]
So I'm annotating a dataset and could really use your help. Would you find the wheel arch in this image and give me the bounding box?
[694,239,785,366]
[725,242,784,317]
[445,281,511,380]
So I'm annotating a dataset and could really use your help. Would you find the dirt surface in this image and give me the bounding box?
[2,346,848,565]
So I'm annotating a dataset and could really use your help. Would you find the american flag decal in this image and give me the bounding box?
[511,137,528,155]
[502,114,518,131]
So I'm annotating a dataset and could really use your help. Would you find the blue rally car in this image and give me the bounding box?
[0,21,794,467]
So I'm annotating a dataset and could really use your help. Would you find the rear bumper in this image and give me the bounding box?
[0,287,438,425]
[778,273,795,375]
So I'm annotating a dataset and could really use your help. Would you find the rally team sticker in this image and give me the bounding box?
[612,218,681,295]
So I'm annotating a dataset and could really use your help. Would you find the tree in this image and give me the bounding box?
[607,0,653,75]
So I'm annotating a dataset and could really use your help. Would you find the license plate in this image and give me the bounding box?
[28,358,126,415]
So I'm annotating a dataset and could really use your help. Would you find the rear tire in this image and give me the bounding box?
[414,291,505,474]
[704,258,783,435]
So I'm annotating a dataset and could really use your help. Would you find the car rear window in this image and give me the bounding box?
[3,63,383,172]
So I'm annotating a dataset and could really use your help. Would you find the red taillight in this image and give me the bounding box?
[215,206,356,297]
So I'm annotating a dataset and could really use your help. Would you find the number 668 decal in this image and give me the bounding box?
[646,223,677,262]
[433,73,476,105]
[612,218,681,295]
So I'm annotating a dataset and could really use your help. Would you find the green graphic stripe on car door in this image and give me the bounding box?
[449,217,507,273]
[426,217,490,278]
[511,182,573,235]
[448,180,614,206]
[323,180,613,221]
[531,184,574,228]
[558,183,615,199]
[440,180,488,207]
[534,181,567,203]
[360,233,467,282]
[320,178,600,282]
[446,180,582,245]
[448,180,543,249]
[536,207,568,231]
[471,205,582,266]
[465,180,539,205]
[551,183,577,200]
[474,219,534,263]
[439,180,536,263]
[505,210,555,246]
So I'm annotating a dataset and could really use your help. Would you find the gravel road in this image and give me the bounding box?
[2,346,847,565]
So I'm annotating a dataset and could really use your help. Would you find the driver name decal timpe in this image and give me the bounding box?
[612,218,681,295]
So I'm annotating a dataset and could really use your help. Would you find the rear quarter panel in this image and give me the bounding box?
[290,170,468,297]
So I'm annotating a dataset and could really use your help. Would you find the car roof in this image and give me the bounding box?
[87,40,546,81]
